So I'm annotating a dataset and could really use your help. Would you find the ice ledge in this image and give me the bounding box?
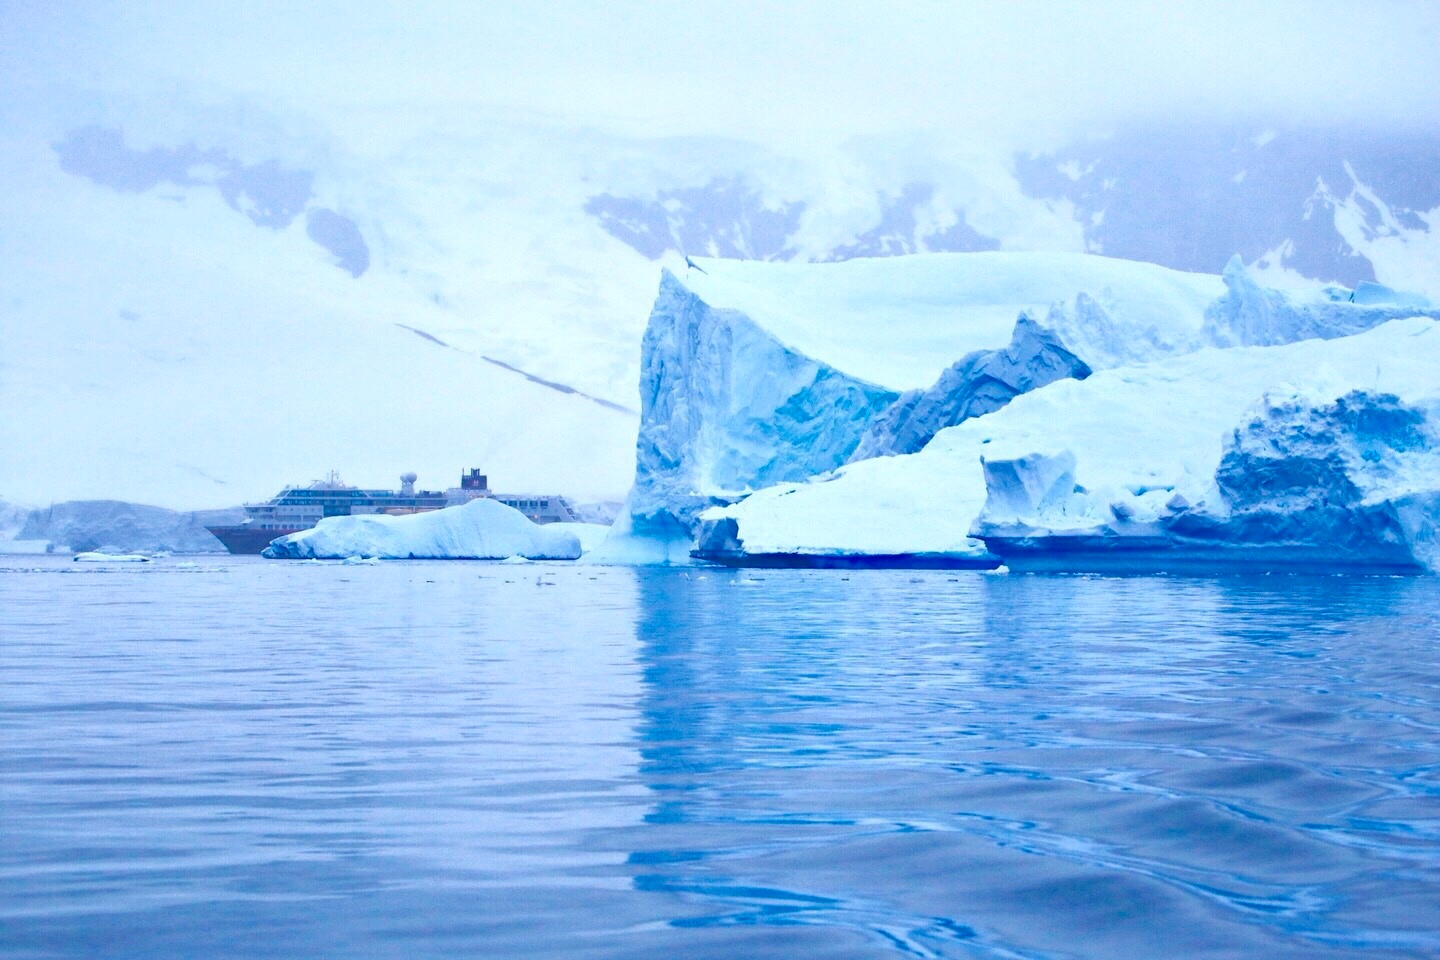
[972,389,1440,574]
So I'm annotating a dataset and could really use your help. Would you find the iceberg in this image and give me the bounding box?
[0,499,28,540]
[261,498,583,560]
[703,318,1440,572]
[17,501,242,554]
[1201,255,1439,347]
[602,251,1223,561]
[73,552,151,563]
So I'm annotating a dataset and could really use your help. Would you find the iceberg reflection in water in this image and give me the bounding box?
[1,556,1437,959]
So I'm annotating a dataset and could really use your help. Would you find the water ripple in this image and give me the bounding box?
[2,557,1438,958]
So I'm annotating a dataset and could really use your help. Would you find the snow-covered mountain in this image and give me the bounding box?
[4,81,1437,511]
[1015,123,1440,294]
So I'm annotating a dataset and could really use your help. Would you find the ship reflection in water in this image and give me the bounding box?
[205,468,578,553]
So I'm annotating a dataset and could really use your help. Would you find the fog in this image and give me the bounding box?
[4,0,1438,146]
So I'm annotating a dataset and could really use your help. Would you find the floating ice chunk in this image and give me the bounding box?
[262,498,581,560]
[73,551,150,562]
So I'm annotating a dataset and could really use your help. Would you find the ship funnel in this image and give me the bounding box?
[400,471,418,496]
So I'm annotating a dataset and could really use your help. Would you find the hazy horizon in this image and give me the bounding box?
[4,0,1438,150]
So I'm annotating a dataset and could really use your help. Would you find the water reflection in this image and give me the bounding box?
[624,568,1440,958]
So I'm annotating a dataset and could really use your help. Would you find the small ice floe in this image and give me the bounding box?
[501,555,532,565]
[175,561,199,569]
[73,552,150,563]
[983,564,1011,575]
[342,555,381,565]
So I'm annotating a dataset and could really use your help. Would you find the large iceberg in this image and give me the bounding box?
[608,251,1440,566]
[261,498,583,560]
[16,500,243,553]
[702,318,1440,572]
[600,251,1224,561]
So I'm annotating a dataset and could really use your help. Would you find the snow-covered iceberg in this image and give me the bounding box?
[16,500,242,554]
[1040,255,1440,368]
[261,498,583,560]
[702,318,1440,572]
[73,551,151,563]
[1201,254,1439,348]
[600,251,1223,561]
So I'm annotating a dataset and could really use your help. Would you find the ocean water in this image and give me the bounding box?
[2,555,1438,959]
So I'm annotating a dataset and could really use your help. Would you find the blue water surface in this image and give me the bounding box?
[2,556,1438,959]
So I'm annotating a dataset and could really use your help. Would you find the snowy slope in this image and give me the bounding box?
[0,118,639,509]
[702,318,1440,566]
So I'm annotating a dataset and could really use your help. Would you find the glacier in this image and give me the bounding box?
[701,318,1440,572]
[261,498,586,560]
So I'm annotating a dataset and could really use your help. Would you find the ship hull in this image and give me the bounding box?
[205,525,304,555]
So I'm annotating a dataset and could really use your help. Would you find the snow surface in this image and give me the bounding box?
[261,498,583,560]
[704,318,1440,568]
[680,252,1221,389]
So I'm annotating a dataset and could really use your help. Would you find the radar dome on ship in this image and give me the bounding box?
[401,472,418,484]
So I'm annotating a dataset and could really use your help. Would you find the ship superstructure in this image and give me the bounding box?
[205,469,578,554]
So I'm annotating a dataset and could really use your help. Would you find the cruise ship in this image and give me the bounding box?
[205,469,578,554]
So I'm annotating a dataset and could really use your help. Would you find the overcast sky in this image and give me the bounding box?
[3,0,1438,146]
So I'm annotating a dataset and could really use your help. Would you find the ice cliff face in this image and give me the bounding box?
[627,270,898,540]
[1202,255,1440,347]
[852,314,1091,460]
[1197,390,1440,569]
[16,501,243,553]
